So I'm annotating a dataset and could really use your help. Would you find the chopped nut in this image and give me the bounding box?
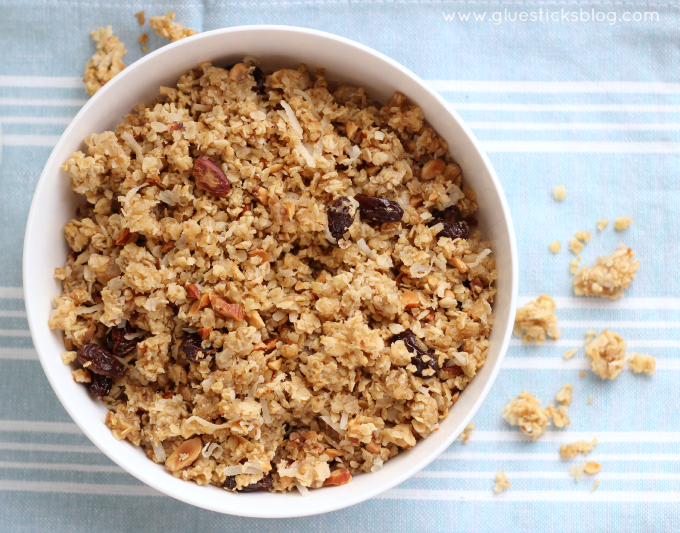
[252,187,269,206]
[72,368,91,383]
[323,468,352,486]
[421,159,446,181]
[267,359,282,371]
[135,11,145,25]
[268,163,284,173]
[365,442,381,454]
[197,327,212,340]
[400,291,420,309]
[285,201,296,221]
[248,249,273,263]
[188,293,210,316]
[263,337,279,353]
[229,63,248,82]
[165,437,202,472]
[247,310,266,329]
[271,202,287,225]
[345,121,358,139]
[61,351,78,365]
[161,240,175,253]
[409,195,424,208]
[209,294,245,321]
[186,284,201,299]
[81,323,97,344]
[324,448,345,459]
[280,343,300,359]
[451,256,469,273]
[115,227,131,246]
[193,156,230,197]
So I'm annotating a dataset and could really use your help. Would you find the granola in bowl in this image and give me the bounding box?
[49,58,497,494]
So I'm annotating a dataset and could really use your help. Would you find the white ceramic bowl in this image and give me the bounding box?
[23,26,517,518]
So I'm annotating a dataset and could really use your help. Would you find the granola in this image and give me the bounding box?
[502,391,553,441]
[585,330,627,380]
[150,12,198,42]
[493,470,511,492]
[83,26,127,96]
[552,185,566,201]
[614,216,634,231]
[628,353,656,375]
[513,295,560,345]
[49,60,497,494]
[568,230,591,255]
[572,244,639,300]
[560,438,598,459]
[549,240,561,254]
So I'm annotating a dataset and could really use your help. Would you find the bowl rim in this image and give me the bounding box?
[23,24,518,518]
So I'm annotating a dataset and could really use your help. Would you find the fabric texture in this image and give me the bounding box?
[1,1,679,531]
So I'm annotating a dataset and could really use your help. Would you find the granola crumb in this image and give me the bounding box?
[549,240,561,254]
[553,405,570,428]
[560,438,598,459]
[628,353,656,375]
[563,348,577,360]
[588,395,593,404]
[597,219,609,231]
[591,479,601,492]
[569,255,581,275]
[513,295,560,344]
[584,461,602,474]
[72,368,91,383]
[555,384,573,405]
[149,12,198,42]
[494,470,511,492]
[585,329,597,344]
[586,330,627,380]
[579,371,587,378]
[568,231,591,255]
[572,244,640,300]
[83,26,127,96]
[552,185,567,201]
[569,461,601,482]
[614,216,634,231]
[502,391,554,441]
[459,423,475,443]
[61,351,77,365]
[138,34,148,53]
[135,10,145,25]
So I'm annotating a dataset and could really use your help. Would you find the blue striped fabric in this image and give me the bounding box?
[1,1,679,531]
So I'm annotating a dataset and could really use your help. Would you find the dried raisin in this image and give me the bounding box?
[89,372,113,398]
[326,196,355,245]
[355,194,404,223]
[224,473,273,492]
[104,324,139,356]
[388,330,439,379]
[77,343,127,379]
[428,205,468,241]
[253,66,266,95]
[180,333,215,363]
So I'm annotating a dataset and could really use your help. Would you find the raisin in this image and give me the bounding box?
[88,372,113,398]
[104,324,139,356]
[355,194,404,223]
[180,333,215,363]
[428,205,468,241]
[224,473,273,492]
[388,330,439,379]
[193,156,231,197]
[253,66,266,95]
[77,343,127,379]
[326,196,355,246]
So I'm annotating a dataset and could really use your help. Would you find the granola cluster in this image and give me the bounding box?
[572,244,640,300]
[513,295,560,344]
[83,26,127,96]
[49,60,496,494]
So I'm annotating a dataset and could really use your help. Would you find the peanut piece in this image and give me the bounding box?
[267,359,282,371]
[247,309,266,329]
[421,159,446,181]
[324,448,346,458]
[365,443,381,455]
[400,291,420,309]
[451,256,468,273]
[252,187,269,206]
[229,63,247,82]
[165,437,202,472]
[345,121,358,139]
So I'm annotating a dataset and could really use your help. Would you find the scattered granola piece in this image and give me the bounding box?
[553,185,567,201]
[584,461,602,474]
[591,479,601,492]
[579,371,587,378]
[493,471,511,493]
[555,384,573,405]
[513,295,561,344]
[138,34,148,53]
[597,219,609,231]
[628,353,656,375]
[614,216,634,231]
[569,462,586,482]
[568,231,591,255]
[563,348,578,360]
[72,368,91,383]
[135,10,145,25]
[83,26,127,96]
[149,12,198,42]
[549,240,561,254]
[570,255,581,275]
[588,395,593,404]
[585,330,627,380]
[459,423,475,443]
[61,351,77,365]
[585,329,597,344]
[502,391,554,441]
[560,438,598,459]
[572,244,639,300]
[553,405,570,428]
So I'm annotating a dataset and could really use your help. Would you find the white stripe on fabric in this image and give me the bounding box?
[484,141,680,153]
[0,461,122,473]
[467,431,680,443]
[468,122,680,131]
[0,420,81,434]
[3,135,61,147]
[428,80,680,94]
[0,76,81,88]
[0,287,24,299]
[0,310,26,318]
[560,320,680,329]
[0,480,161,497]
[415,471,680,480]
[0,348,38,360]
[0,98,87,107]
[450,103,680,113]
[502,358,680,370]
[0,116,72,125]
[378,489,680,502]
[438,452,680,462]
[518,297,680,310]
[0,442,99,453]
[509,339,680,348]
[0,330,33,338]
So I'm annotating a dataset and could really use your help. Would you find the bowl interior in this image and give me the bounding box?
[23,26,517,518]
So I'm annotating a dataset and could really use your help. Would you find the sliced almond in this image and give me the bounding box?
[188,293,210,316]
[399,291,420,309]
[323,468,352,486]
[209,294,245,321]
[165,437,202,472]
[186,283,201,299]
[451,256,469,273]
[115,228,131,246]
